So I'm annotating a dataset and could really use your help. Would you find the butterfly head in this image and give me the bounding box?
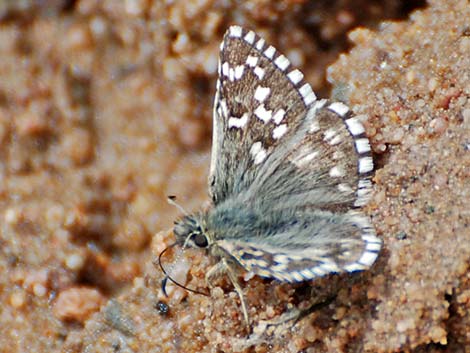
[174,214,211,249]
[160,214,212,298]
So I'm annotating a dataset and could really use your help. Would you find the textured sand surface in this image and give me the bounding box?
[1,0,469,352]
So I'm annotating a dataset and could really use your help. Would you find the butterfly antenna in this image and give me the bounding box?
[158,244,209,297]
[167,195,189,216]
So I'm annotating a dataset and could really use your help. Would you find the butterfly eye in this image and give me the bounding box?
[193,233,208,248]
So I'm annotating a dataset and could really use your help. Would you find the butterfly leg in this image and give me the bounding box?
[205,258,250,329]
[205,260,227,285]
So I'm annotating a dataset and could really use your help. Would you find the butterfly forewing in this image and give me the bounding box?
[209,26,316,203]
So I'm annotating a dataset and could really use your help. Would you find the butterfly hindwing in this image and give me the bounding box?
[206,187,379,283]
[215,210,379,282]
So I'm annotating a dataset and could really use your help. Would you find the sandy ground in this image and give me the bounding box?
[1,0,469,352]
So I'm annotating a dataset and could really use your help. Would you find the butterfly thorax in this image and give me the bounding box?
[173,199,285,251]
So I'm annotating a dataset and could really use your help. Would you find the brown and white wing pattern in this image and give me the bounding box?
[203,26,381,283]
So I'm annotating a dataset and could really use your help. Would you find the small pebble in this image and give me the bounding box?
[429,117,448,135]
[4,208,22,225]
[33,284,47,297]
[65,253,85,271]
[53,287,105,322]
[10,291,27,309]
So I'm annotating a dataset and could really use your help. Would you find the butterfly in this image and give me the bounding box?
[163,25,381,327]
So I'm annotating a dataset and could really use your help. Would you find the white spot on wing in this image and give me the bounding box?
[358,179,372,190]
[246,55,258,67]
[349,212,373,231]
[323,128,337,141]
[228,113,249,129]
[358,251,378,267]
[244,30,255,44]
[338,183,353,193]
[366,242,382,252]
[354,179,372,206]
[299,83,316,105]
[358,156,374,174]
[272,124,288,139]
[293,150,318,167]
[274,272,292,282]
[355,138,371,154]
[264,46,276,59]
[255,38,265,50]
[287,69,303,85]
[345,117,365,136]
[229,25,243,38]
[312,99,327,111]
[254,150,267,164]
[219,99,228,118]
[234,65,244,80]
[254,104,272,123]
[253,66,265,79]
[250,142,267,164]
[319,263,340,273]
[222,62,229,76]
[332,151,343,160]
[272,109,286,124]
[300,269,314,279]
[309,119,320,133]
[362,235,381,244]
[274,254,290,264]
[343,263,365,272]
[330,135,342,145]
[311,267,327,276]
[323,128,343,145]
[254,86,270,102]
[329,166,344,177]
[328,102,349,116]
[358,187,372,197]
[274,55,290,71]
[290,272,304,282]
